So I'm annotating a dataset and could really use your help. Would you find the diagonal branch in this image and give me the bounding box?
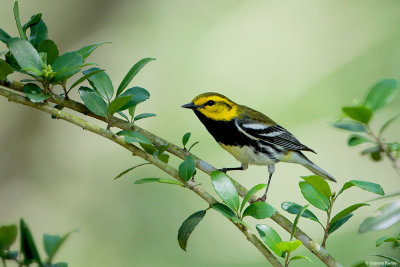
[0,79,341,267]
[0,86,283,267]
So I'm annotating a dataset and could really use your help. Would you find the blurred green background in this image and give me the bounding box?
[1,0,400,266]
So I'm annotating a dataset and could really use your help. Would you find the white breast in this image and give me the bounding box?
[219,144,278,166]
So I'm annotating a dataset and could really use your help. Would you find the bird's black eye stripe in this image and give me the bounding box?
[205,100,216,106]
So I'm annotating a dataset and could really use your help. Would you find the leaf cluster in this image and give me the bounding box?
[0,219,72,267]
[282,175,384,247]
[332,79,399,162]
[0,2,156,129]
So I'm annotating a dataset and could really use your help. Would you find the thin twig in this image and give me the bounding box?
[0,79,342,267]
[367,125,400,174]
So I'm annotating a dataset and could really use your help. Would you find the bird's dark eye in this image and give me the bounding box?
[205,100,215,106]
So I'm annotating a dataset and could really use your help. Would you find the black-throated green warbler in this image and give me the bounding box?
[182,92,336,201]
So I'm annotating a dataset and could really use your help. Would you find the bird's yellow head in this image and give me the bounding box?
[182,92,239,121]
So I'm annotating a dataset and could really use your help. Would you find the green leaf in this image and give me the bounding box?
[28,19,48,48]
[359,200,400,233]
[0,28,11,44]
[134,113,156,121]
[188,141,199,152]
[211,203,236,219]
[116,130,152,145]
[13,2,27,40]
[78,86,108,117]
[153,144,169,163]
[117,111,129,122]
[376,236,398,247]
[178,210,207,251]
[139,143,156,154]
[240,184,267,213]
[7,38,43,76]
[338,180,384,196]
[182,132,191,147]
[139,143,169,163]
[379,113,400,136]
[332,120,368,132]
[371,151,382,161]
[301,175,331,198]
[155,144,169,155]
[360,146,381,155]
[342,106,373,124]
[0,225,17,251]
[364,79,398,111]
[256,224,283,257]
[0,60,14,79]
[290,255,312,263]
[387,142,400,153]
[347,134,372,147]
[156,152,170,164]
[243,202,276,219]
[2,250,18,260]
[70,69,104,89]
[368,191,400,202]
[51,52,84,83]
[291,204,309,240]
[23,83,50,103]
[276,240,302,253]
[134,178,183,186]
[299,182,330,211]
[37,40,59,65]
[281,202,320,223]
[20,219,42,266]
[116,57,156,96]
[75,42,110,60]
[52,263,68,267]
[129,105,136,118]
[211,171,240,212]
[22,14,42,33]
[178,156,196,181]
[114,163,150,180]
[5,52,21,70]
[328,213,353,234]
[82,68,113,101]
[371,255,400,264]
[43,232,72,263]
[330,203,369,224]
[108,95,133,115]
[119,87,150,110]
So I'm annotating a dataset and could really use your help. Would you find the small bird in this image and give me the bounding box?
[182,92,336,201]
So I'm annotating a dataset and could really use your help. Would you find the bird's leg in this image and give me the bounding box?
[219,163,248,173]
[256,165,275,202]
[191,170,197,182]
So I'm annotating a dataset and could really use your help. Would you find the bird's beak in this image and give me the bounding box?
[181,102,199,110]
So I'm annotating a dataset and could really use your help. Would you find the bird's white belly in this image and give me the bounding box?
[220,144,278,166]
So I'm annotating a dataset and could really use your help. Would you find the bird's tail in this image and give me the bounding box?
[303,161,337,182]
[287,152,337,182]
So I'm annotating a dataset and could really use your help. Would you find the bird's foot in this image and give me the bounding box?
[190,170,197,182]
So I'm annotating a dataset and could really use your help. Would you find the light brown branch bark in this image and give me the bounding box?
[0,79,341,267]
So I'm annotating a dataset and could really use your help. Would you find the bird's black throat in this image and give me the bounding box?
[193,110,252,147]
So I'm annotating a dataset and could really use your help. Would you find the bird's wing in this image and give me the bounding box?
[235,118,315,152]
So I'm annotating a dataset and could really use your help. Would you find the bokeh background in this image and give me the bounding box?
[1,0,400,266]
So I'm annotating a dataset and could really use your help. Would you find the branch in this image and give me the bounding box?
[367,125,400,175]
[0,85,283,267]
[0,80,341,267]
